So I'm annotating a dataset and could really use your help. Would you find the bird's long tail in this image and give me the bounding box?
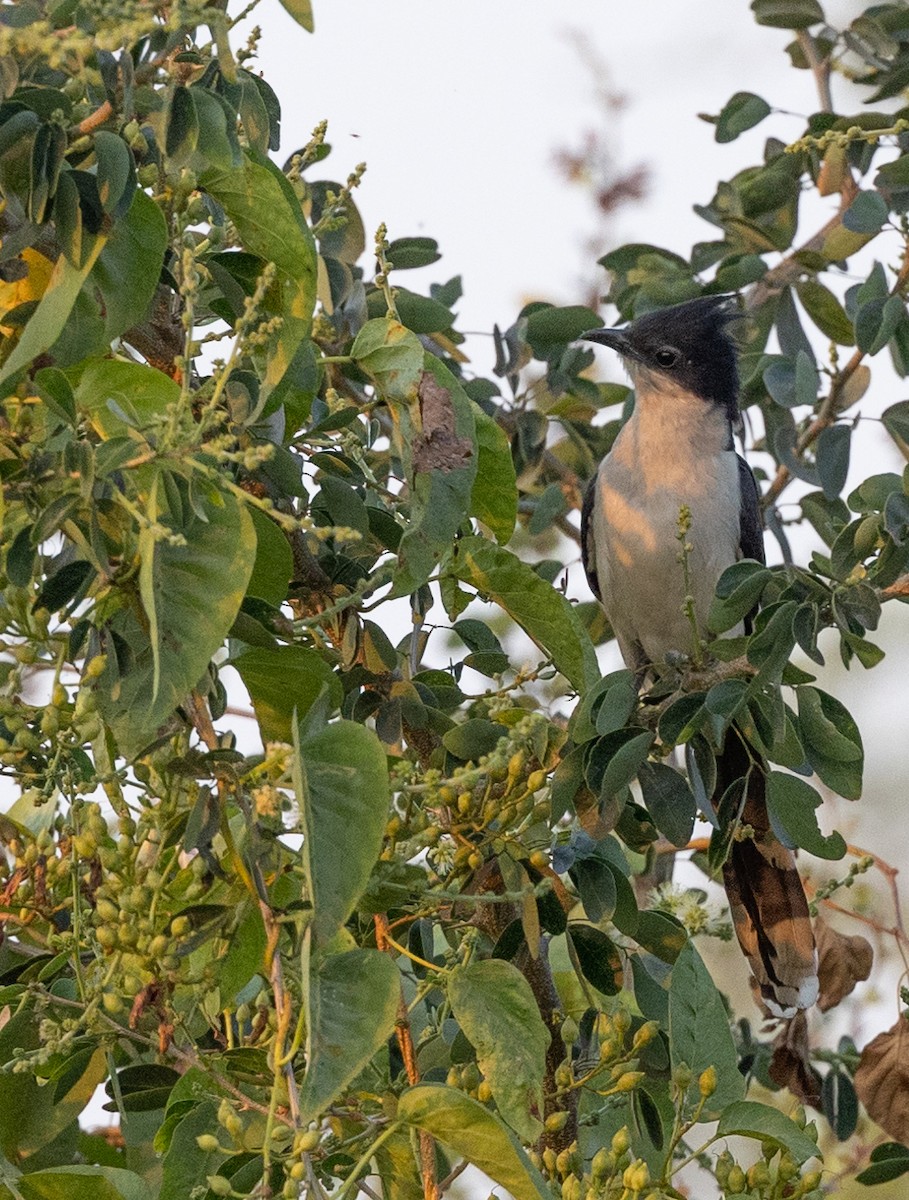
[716,734,818,1019]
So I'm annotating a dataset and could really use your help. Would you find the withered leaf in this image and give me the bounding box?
[769,1009,822,1106]
[855,1015,909,1144]
[816,914,873,1013]
[411,371,473,474]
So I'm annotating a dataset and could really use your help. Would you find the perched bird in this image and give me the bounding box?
[580,295,817,1018]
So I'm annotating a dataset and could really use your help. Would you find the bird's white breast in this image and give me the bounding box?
[591,383,742,668]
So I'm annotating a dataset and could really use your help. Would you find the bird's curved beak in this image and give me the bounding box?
[583,327,641,363]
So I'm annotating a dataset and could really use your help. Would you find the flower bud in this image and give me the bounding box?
[622,1159,649,1191]
[726,1165,746,1192]
[196,1134,220,1152]
[698,1065,717,1098]
[672,1062,692,1091]
[611,1126,630,1157]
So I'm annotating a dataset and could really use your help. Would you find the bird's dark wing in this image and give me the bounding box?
[580,474,601,601]
[737,453,765,565]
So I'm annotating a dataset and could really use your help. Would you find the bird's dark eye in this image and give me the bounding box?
[655,347,679,368]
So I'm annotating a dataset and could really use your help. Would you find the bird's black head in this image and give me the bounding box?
[584,295,741,419]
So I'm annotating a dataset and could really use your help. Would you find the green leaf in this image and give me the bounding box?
[765,770,846,859]
[715,1100,822,1164]
[571,857,617,923]
[295,718,390,943]
[0,1009,106,1158]
[392,358,478,595]
[751,0,824,28]
[398,1085,549,1200]
[447,959,550,1142]
[882,400,909,446]
[668,940,745,1120]
[97,489,256,759]
[816,424,851,500]
[796,279,855,345]
[856,1142,909,1186]
[635,910,688,964]
[18,1166,153,1200]
[822,1066,858,1141]
[523,304,601,357]
[234,646,341,744]
[93,130,135,218]
[158,1102,220,1200]
[450,536,599,692]
[75,357,181,439]
[714,92,771,143]
[601,731,654,798]
[442,718,505,761]
[165,85,198,161]
[567,923,624,995]
[87,190,168,346]
[843,189,889,234]
[471,404,517,543]
[796,686,863,800]
[276,0,314,30]
[709,560,771,633]
[638,761,697,847]
[202,149,317,405]
[247,507,294,605]
[351,317,423,399]
[386,236,440,269]
[299,949,399,1121]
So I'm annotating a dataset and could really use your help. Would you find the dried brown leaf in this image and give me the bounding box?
[855,1015,909,1144]
[816,914,873,1012]
[412,371,473,473]
[769,1009,822,1106]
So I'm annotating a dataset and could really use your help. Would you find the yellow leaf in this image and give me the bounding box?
[0,247,54,336]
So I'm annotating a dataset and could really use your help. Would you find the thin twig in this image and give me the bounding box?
[374,914,438,1200]
[77,100,114,134]
[796,30,833,113]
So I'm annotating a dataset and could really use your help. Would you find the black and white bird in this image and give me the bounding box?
[580,295,817,1018]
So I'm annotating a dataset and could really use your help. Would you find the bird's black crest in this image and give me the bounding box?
[593,295,743,419]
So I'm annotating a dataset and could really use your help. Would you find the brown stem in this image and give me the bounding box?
[184,688,302,1125]
[881,572,909,599]
[77,100,114,135]
[374,914,438,1200]
[761,345,864,508]
[796,30,833,113]
[846,842,907,942]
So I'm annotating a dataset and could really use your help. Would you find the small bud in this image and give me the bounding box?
[747,1161,770,1188]
[698,1065,717,1098]
[612,1007,631,1035]
[672,1062,692,1091]
[294,1129,321,1153]
[726,1165,746,1193]
[591,1148,614,1179]
[611,1126,630,1157]
[206,1176,232,1197]
[622,1159,649,1191]
[612,1071,644,1092]
[544,1111,569,1133]
[196,1134,220,1152]
[631,1020,659,1050]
